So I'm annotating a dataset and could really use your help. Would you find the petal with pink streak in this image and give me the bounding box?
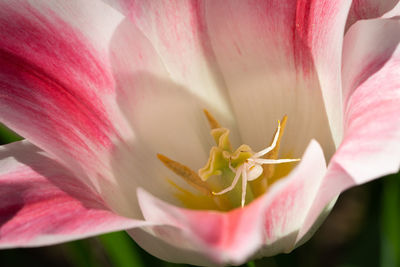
[204,0,348,159]
[133,140,327,265]
[0,1,132,185]
[105,15,223,218]
[339,18,400,184]
[299,17,400,242]
[0,141,148,248]
[105,0,235,128]
[108,0,341,154]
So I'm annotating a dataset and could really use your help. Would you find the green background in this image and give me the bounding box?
[0,124,399,267]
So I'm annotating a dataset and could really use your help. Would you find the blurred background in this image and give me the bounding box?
[0,123,399,267]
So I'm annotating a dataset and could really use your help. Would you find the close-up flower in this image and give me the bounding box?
[0,0,399,266]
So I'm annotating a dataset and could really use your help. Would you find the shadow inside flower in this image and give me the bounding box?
[103,17,239,219]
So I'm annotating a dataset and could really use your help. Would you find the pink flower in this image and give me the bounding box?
[0,0,399,265]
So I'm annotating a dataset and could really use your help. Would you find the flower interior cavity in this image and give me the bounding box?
[158,110,300,210]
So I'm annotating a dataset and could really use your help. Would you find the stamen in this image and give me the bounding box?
[157,153,212,196]
[203,109,221,129]
[250,115,287,197]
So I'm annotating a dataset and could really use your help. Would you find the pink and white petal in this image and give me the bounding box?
[104,0,236,132]
[133,140,327,265]
[0,1,132,188]
[256,140,327,256]
[127,227,219,267]
[339,18,400,183]
[104,15,223,218]
[0,141,148,248]
[299,17,400,241]
[204,0,349,160]
[346,0,399,30]
[295,163,353,244]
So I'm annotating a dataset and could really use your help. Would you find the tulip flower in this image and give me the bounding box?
[0,0,399,266]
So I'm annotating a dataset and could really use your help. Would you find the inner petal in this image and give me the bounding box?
[106,18,236,217]
[204,1,338,160]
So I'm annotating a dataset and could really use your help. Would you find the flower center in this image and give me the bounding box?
[157,110,300,210]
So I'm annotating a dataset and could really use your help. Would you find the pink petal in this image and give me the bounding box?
[133,140,327,265]
[338,18,400,184]
[97,1,241,216]
[0,1,131,183]
[104,15,218,217]
[300,17,400,240]
[204,0,350,157]
[0,141,147,247]
[109,0,347,160]
[97,1,350,216]
[105,0,234,125]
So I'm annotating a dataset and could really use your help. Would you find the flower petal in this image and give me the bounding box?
[300,17,400,240]
[91,1,242,217]
[104,0,235,127]
[97,1,347,218]
[338,17,400,184]
[106,15,223,217]
[0,1,132,185]
[204,0,350,159]
[132,140,326,265]
[0,141,147,248]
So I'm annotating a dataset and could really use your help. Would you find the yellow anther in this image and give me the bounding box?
[157,154,212,196]
[203,109,221,129]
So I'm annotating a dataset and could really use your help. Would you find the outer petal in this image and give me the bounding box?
[0,1,132,189]
[203,0,349,159]
[130,140,326,266]
[299,17,400,239]
[339,18,400,184]
[0,141,147,247]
